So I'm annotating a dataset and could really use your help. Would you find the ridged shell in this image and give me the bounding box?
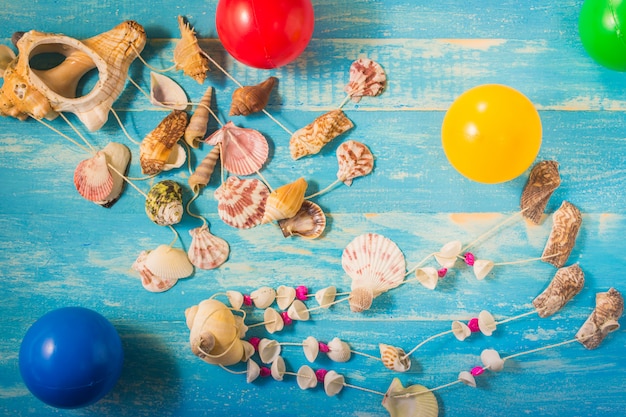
[473,259,494,280]
[132,250,178,292]
[289,109,354,160]
[139,110,188,175]
[145,180,183,226]
[478,310,497,336]
[258,338,281,364]
[287,300,310,321]
[278,200,326,239]
[150,72,188,110]
[379,344,411,372]
[188,146,220,193]
[174,16,209,84]
[271,356,286,381]
[416,267,439,290]
[521,160,561,224]
[345,58,386,103]
[302,336,319,362]
[133,245,193,292]
[250,286,276,309]
[480,349,505,371]
[323,370,345,397]
[187,225,230,270]
[185,86,213,148]
[73,151,114,202]
[230,76,277,116]
[434,240,462,268]
[382,378,439,417]
[349,287,374,313]
[262,177,308,224]
[326,337,351,362]
[296,365,317,390]
[263,307,284,334]
[542,201,582,268]
[533,264,585,318]
[451,320,471,341]
[576,288,623,349]
[96,142,131,208]
[336,140,374,186]
[206,121,268,176]
[276,285,296,310]
[246,359,260,383]
[315,286,337,308]
[214,176,269,229]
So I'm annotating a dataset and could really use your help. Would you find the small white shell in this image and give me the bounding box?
[234,315,248,338]
[251,286,276,309]
[478,310,497,336]
[416,267,439,290]
[264,307,284,334]
[451,320,471,341]
[276,285,296,310]
[379,343,411,372]
[315,286,337,308]
[434,240,462,268]
[326,337,351,362]
[296,365,318,389]
[150,72,188,110]
[302,336,319,362]
[246,359,260,383]
[258,338,281,364]
[480,349,505,372]
[271,356,286,381]
[226,290,244,310]
[473,259,494,280]
[323,370,345,396]
[287,300,310,321]
[241,340,255,361]
[458,371,477,387]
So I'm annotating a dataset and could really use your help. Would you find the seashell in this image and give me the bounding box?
[415,267,439,290]
[276,285,296,310]
[139,110,188,175]
[458,371,477,388]
[278,200,326,239]
[342,233,406,312]
[246,359,260,383]
[0,21,146,131]
[145,180,183,226]
[287,300,310,321]
[144,245,193,281]
[451,320,471,341]
[521,160,561,224]
[345,58,386,103]
[576,288,623,349]
[315,286,337,308]
[262,177,308,224]
[289,109,354,160]
[326,337,351,362]
[434,240,462,268]
[174,16,209,84]
[150,72,188,110]
[542,201,582,268]
[323,370,345,397]
[473,259,494,280]
[258,338,281,364]
[95,142,131,208]
[132,250,178,292]
[478,310,497,336]
[379,344,411,372]
[230,76,277,116]
[302,336,319,362]
[241,340,255,361]
[188,225,230,270]
[296,365,317,390]
[336,140,374,186]
[382,378,439,417]
[250,286,276,309]
[185,85,213,148]
[234,316,248,339]
[188,146,220,193]
[270,356,286,381]
[533,264,585,318]
[226,290,244,310]
[480,349,505,371]
[73,151,114,202]
[214,176,269,229]
[0,45,16,78]
[206,121,268,176]
[263,307,284,334]
[162,143,186,171]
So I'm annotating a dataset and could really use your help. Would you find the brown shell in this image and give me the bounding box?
[532,264,585,318]
[139,110,188,175]
[188,146,220,193]
[521,160,561,224]
[541,201,582,268]
[230,76,277,116]
[174,16,209,84]
[576,288,623,349]
[289,109,354,160]
[278,200,326,239]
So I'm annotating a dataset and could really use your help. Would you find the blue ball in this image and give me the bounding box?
[19,307,124,409]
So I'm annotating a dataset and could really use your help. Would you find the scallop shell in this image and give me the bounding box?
[576,288,623,349]
[95,142,131,208]
[250,286,276,309]
[258,338,281,364]
[473,259,494,280]
[289,109,354,160]
[187,225,230,270]
[132,250,178,292]
[480,349,505,371]
[379,344,411,372]
[533,264,585,318]
[246,359,260,383]
[188,146,220,193]
[0,21,146,131]
[323,370,345,397]
[278,200,326,239]
[206,121,269,176]
[73,151,114,202]
[458,371,477,388]
[287,300,310,321]
[214,176,269,229]
[271,356,286,381]
[542,201,582,268]
[139,110,188,175]
[342,233,406,312]
[521,160,561,224]
[326,337,351,362]
[382,378,439,417]
[416,267,439,290]
[302,336,319,362]
[296,365,318,390]
[230,76,277,116]
[145,180,183,226]
[315,286,337,308]
[0,45,16,77]
[276,285,296,310]
[434,240,462,268]
[226,290,244,310]
[185,85,213,148]
[345,58,386,103]
[478,310,497,336]
[336,140,374,186]
[451,320,471,341]
[263,307,284,334]
[133,245,193,292]
[150,72,188,110]
[174,15,209,84]
[262,177,308,224]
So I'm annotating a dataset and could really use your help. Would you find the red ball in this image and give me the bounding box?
[216,0,315,69]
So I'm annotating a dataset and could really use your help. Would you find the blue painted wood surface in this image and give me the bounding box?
[1,1,625,416]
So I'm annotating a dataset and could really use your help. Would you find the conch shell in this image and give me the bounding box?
[289,109,354,160]
[174,16,209,84]
[520,160,560,224]
[230,76,277,116]
[139,110,188,175]
[0,21,146,131]
[576,288,623,350]
[532,264,585,318]
[542,201,582,268]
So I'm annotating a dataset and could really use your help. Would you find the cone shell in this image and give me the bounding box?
[302,336,319,362]
[278,200,326,239]
[96,142,131,208]
[264,307,284,334]
[250,286,276,309]
[296,365,318,390]
[576,288,623,349]
[434,240,462,268]
[174,16,209,84]
[533,264,585,318]
[416,267,439,290]
[345,58,386,103]
[542,201,582,268]
[258,338,281,364]
[139,110,188,175]
[74,151,114,202]
[230,76,277,116]
[323,370,345,397]
[185,86,213,148]
[336,140,374,186]
[379,344,411,372]
[276,285,296,310]
[478,310,497,336]
[132,250,178,292]
[315,286,337,308]
[271,356,286,381]
[214,176,269,229]
[382,378,439,417]
[480,349,504,371]
[188,146,220,193]
[262,177,308,224]
[521,160,561,224]
[206,121,268,176]
[187,225,230,270]
[473,259,494,280]
[287,300,310,321]
[452,320,471,341]
[145,180,183,226]
[326,337,351,362]
[289,109,354,160]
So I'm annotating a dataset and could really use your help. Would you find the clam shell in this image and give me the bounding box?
[132,250,178,293]
[345,58,386,103]
[206,121,269,176]
[270,356,286,381]
[521,160,560,224]
[214,176,269,229]
[74,151,114,202]
[258,338,281,364]
[542,201,582,268]
[145,180,184,226]
[262,177,308,224]
[451,320,471,341]
[434,240,462,268]
[473,259,494,280]
[289,109,354,160]
[230,76,277,116]
[576,288,624,350]
[323,370,345,396]
[287,299,310,321]
[189,146,220,193]
[458,371,477,387]
[187,225,230,270]
[336,140,374,186]
[296,365,317,390]
[315,286,337,308]
[174,15,209,84]
[250,286,276,309]
[278,200,326,239]
[185,85,213,148]
[263,307,284,334]
[150,71,188,110]
[478,310,497,336]
[379,343,411,372]
[326,337,351,362]
[140,110,188,175]
[95,142,131,208]
[349,287,374,313]
[382,378,439,417]
[226,290,244,310]
[416,267,439,290]
[480,349,505,371]
[533,264,585,318]
[276,285,296,310]
[246,359,260,383]
[302,336,319,362]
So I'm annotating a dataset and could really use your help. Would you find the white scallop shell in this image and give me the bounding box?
[258,338,281,364]
[302,336,319,362]
[480,349,505,372]
[458,371,477,387]
[434,240,462,268]
[416,267,439,290]
[287,300,310,321]
[315,286,337,308]
[187,225,229,270]
[296,365,317,389]
[451,320,471,341]
[214,176,269,229]
[251,286,276,309]
[271,356,286,381]
[263,307,284,334]
[226,290,244,310]
[323,370,345,396]
[150,71,188,110]
[478,310,497,336]
[473,259,494,280]
[326,337,351,362]
[379,343,411,372]
[382,378,439,417]
[246,359,260,383]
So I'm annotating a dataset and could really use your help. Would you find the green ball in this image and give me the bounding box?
[579,0,626,71]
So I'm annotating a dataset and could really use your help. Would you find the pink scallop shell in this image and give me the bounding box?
[188,225,230,269]
[205,121,269,176]
[336,140,374,186]
[344,58,386,103]
[74,152,114,202]
[214,176,269,229]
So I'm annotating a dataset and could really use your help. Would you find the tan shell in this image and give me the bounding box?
[576,288,623,349]
[289,109,354,160]
[533,264,585,318]
[542,201,582,268]
[379,343,411,372]
[246,359,260,383]
[185,86,213,148]
[262,177,308,224]
[336,140,374,186]
[326,337,352,362]
[132,250,177,292]
[188,146,220,193]
[139,110,188,175]
[302,336,319,362]
[174,16,209,84]
[0,45,16,77]
[349,287,374,313]
[278,200,326,239]
[150,72,188,110]
[521,160,561,224]
[230,76,277,116]
[382,378,439,417]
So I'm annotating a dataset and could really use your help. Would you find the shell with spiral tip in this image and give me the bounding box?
[185,86,213,148]
[542,201,582,268]
[382,378,439,417]
[278,200,326,239]
[345,58,386,103]
[188,225,229,270]
[342,233,406,312]
[533,264,585,318]
[336,140,374,186]
[576,288,623,349]
[289,109,354,160]
[206,121,269,176]
[174,16,209,84]
[133,245,193,292]
[230,76,277,116]
[379,344,411,372]
[521,160,560,224]
[96,142,131,208]
[145,180,183,226]
[214,176,269,229]
[262,177,308,224]
[188,146,220,193]
[74,151,114,202]
[140,110,188,175]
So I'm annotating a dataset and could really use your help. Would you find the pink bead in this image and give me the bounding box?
[315,368,328,383]
[295,285,308,300]
[248,337,261,350]
[319,342,330,353]
[464,252,475,266]
[437,268,448,278]
[260,367,271,377]
[281,311,293,326]
[471,366,484,376]
[468,318,480,332]
[243,295,253,306]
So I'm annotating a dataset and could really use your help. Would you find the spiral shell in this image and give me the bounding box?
[189,146,220,193]
[379,343,411,372]
[289,109,354,160]
[230,76,277,116]
[187,225,230,270]
[174,15,209,84]
[521,160,561,224]
[336,140,374,186]
[542,201,582,268]
[185,86,213,148]
[214,176,269,229]
[262,177,308,224]
[576,288,623,350]
[145,180,183,226]
[278,200,326,239]
[139,110,188,175]
[533,264,585,318]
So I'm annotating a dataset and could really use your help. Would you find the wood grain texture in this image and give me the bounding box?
[1,1,625,416]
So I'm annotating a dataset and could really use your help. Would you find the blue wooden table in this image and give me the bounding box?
[1,1,625,416]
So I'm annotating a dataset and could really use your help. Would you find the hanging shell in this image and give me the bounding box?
[74,151,114,202]
[174,15,209,84]
[336,140,374,186]
[342,233,406,312]
[542,201,582,268]
[473,259,494,280]
[278,200,326,239]
[263,307,284,334]
[226,290,244,310]
[133,245,193,292]
[302,336,319,362]
[150,72,188,110]
[415,267,439,290]
[246,359,260,383]
[315,286,337,308]
[326,337,351,362]
[576,288,623,350]
[478,310,497,336]
[0,45,16,77]
[185,85,213,148]
[271,356,286,381]
[206,121,269,176]
[296,365,318,390]
[258,338,281,364]
[276,285,296,310]
[262,177,308,224]
[96,142,131,208]
[139,110,188,175]
[287,300,310,321]
[533,264,585,318]
[289,109,354,160]
[379,344,411,372]
[214,176,269,229]
[145,180,183,226]
[451,320,471,341]
[480,349,505,371]
[520,160,561,224]
[250,286,276,309]
[345,58,387,103]
[434,240,462,268]
[323,370,345,397]
[349,287,374,313]
[188,146,220,193]
[382,378,439,417]
[230,76,277,116]
[0,21,146,131]
[187,225,230,270]
[458,371,477,388]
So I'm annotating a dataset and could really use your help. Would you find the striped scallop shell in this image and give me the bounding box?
[379,343,411,372]
[262,177,307,224]
[382,378,439,417]
[145,180,183,226]
[74,151,114,202]
[336,140,374,186]
[206,121,268,176]
[96,142,131,208]
[278,200,326,239]
[187,225,229,270]
[214,176,269,229]
[345,58,386,103]
[132,250,177,292]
